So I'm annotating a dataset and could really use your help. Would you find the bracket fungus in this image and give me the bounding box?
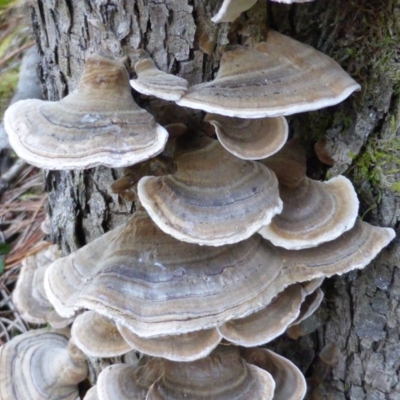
[12,243,73,328]
[177,31,360,118]
[96,358,163,400]
[138,135,282,246]
[93,346,275,400]
[43,210,394,367]
[259,140,359,249]
[44,211,283,337]
[71,311,132,358]
[0,329,88,400]
[130,50,188,101]
[117,324,222,362]
[217,283,306,347]
[241,348,307,400]
[204,113,288,160]
[4,53,168,169]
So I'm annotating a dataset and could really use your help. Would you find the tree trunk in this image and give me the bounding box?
[31,0,400,398]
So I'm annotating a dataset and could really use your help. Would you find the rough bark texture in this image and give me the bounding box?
[31,0,400,399]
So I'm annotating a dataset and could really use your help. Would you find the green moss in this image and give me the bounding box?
[351,132,400,195]
[326,1,400,95]
[0,66,19,117]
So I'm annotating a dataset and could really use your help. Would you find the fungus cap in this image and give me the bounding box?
[130,50,188,101]
[260,140,359,249]
[44,211,284,337]
[218,284,305,346]
[12,244,72,328]
[279,220,395,281]
[96,359,163,400]
[177,31,360,118]
[71,311,132,358]
[117,324,221,362]
[138,135,282,246]
[146,346,276,400]
[205,114,288,160]
[242,348,307,400]
[0,329,87,400]
[5,53,168,169]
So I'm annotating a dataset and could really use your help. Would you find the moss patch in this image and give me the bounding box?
[351,114,400,195]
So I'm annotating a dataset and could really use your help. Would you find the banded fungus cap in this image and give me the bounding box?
[130,50,188,101]
[71,311,132,358]
[259,140,359,249]
[44,211,285,338]
[204,113,288,160]
[177,30,360,118]
[146,346,275,400]
[242,348,307,400]
[117,324,222,362]
[12,243,72,328]
[138,135,282,246]
[279,220,395,281]
[4,53,168,170]
[217,284,306,346]
[96,358,163,400]
[0,329,88,400]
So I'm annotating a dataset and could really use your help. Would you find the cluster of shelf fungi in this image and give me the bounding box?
[0,0,396,399]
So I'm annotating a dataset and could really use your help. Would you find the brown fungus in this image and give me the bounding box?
[138,135,282,246]
[259,139,359,249]
[205,113,288,160]
[0,329,88,400]
[130,50,188,101]
[4,53,168,169]
[242,348,307,400]
[71,311,132,358]
[177,31,360,118]
[12,243,73,328]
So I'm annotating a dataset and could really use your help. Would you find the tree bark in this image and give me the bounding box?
[31,0,400,398]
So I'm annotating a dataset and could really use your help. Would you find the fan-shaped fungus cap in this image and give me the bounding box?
[146,346,275,400]
[4,53,168,170]
[177,31,360,118]
[279,220,395,281]
[44,211,284,338]
[130,50,188,101]
[12,243,72,328]
[117,324,221,362]
[138,135,282,246]
[204,114,288,160]
[259,140,359,249]
[218,284,305,346]
[71,311,132,357]
[242,348,307,400]
[0,329,88,400]
[96,358,163,400]
[211,0,257,23]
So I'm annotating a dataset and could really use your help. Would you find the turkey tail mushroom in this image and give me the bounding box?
[4,53,168,169]
[176,31,360,118]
